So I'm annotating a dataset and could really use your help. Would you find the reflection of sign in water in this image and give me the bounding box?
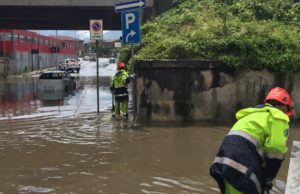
[121,10,140,45]
[90,20,103,40]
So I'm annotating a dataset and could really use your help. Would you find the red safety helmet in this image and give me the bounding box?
[264,87,293,116]
[118,63,126,69]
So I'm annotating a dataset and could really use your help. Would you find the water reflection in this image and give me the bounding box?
[0,76,38,118]
[0,61,117,119]
[37,89,68,106]
[0,112,226,193]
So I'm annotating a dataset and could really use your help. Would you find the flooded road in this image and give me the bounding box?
[0,59,117,119]
[0,60,300,193]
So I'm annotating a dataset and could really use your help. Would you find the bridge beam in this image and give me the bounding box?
[0,6,122,30]
[0,0,157,30]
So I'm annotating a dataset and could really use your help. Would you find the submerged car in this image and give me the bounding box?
[37,70,76,92]
[37,89,66,106]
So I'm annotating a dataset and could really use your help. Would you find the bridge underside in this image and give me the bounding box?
[0,6,153,30]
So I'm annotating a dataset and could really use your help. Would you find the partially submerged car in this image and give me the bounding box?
[59,58,81,73]
[37,70,76,92]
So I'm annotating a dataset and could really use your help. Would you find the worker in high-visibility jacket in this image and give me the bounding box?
[110,62,132,118]
[210,87,293,194]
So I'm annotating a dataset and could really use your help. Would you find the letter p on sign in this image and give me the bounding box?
[125,13,135,29]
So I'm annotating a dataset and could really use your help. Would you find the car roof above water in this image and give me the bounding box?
[39,71,68,79]
[42,70,66,74]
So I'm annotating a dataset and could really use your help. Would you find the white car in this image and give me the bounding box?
[58,58,81,73]
[37,71,76,92]
[109,58,116,64]
[83,56,90,61]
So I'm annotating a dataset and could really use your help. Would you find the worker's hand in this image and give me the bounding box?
[265,178,273,193]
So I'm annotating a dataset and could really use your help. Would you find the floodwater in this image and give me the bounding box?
[0,59,117,119]
[0,59,300,194]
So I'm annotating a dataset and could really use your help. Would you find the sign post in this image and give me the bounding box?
[90,20,103,115]
[121,10,141,45]
[115,0,146,126]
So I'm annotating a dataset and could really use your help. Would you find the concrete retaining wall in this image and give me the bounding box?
[6,53,71,75]
[135,60,298,122]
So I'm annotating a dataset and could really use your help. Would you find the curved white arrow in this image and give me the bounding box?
[126,30,136,42]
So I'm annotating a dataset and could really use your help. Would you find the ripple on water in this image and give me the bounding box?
[139,176,208,193]
[18,186,54,193]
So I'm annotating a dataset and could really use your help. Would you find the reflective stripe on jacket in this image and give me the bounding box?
[111,70,129,101]
[210,104,290,194]
[232,105,289,159]
[210,135,263,194]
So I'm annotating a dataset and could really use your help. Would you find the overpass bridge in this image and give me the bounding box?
[0,0,172,30]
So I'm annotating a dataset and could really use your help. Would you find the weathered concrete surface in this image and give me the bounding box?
[135,59,297,122]
[285,141,300,194]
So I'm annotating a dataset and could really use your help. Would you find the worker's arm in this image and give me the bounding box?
[124,74,135,84]
[263,118,289,179]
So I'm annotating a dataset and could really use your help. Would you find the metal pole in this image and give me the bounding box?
[3,33,6,58]
[56,30,58,69]
[1,33,3,57]
[96,40,100,115]
[131,45,138,127]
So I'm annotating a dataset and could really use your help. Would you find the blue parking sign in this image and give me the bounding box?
[121,10,141,45]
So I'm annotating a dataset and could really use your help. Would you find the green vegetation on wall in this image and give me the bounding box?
[120,0,300,73]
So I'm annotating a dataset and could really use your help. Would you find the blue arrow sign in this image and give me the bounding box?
[121,10,141,45]
[115,0,145,13]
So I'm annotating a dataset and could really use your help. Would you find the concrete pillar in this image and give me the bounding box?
[285,141,300,194]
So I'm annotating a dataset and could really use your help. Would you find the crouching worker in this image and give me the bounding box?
[110,62,134,118]
[210,87,293,194]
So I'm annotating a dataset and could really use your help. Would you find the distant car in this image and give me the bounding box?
[90,57,97,62]
[109,58,116,64]
[59,58,81,73]
[37,71,76,92]
[83,56,90,61]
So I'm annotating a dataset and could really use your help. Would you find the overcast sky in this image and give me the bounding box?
[30,30,121,42]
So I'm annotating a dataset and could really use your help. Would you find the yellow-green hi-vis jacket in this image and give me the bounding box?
[232,104,290,159]
[110,70,130,101]
[210,104,290,194]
